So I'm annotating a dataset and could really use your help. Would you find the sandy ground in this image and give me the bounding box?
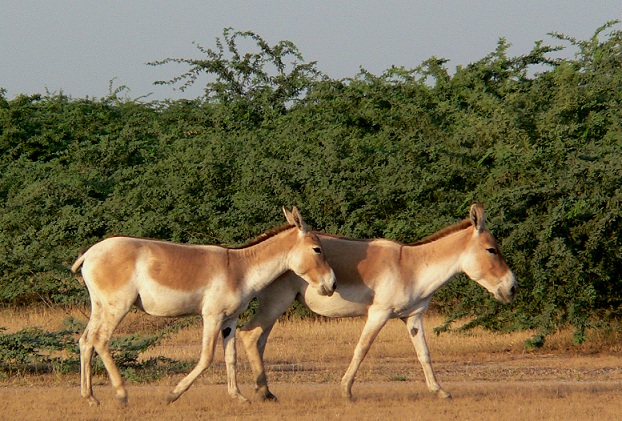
[2,310,622,420]
[2,352,621,421]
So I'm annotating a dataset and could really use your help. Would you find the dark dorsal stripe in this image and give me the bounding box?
[103,225,296,251]
[313,219,473,247]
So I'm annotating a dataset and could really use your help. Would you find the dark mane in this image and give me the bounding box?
[410,219,472,246]
[236,224,295,249]
[314,231,375,243]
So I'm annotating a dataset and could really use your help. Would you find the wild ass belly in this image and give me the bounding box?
[135,282,206,317]
[299,284,371,318]
[300,283,430,320]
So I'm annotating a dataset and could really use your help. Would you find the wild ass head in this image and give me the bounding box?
[460,204,517,303]
[283,206,336,296]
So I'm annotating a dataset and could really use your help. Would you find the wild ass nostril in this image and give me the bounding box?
[320,282,336,297]
[510,285,517,296]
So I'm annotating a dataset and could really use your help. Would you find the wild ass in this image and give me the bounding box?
[239,204,517,401]
[71,207,336,406]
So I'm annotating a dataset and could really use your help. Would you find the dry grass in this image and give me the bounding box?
[2,306,622,420]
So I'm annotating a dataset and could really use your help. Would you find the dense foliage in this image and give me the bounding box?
[1,24,621,343]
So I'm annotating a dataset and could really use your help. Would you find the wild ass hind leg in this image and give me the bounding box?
[222,318,249,403]
[79,315,100,406]
[341,309,390,401]
[167,316,222,404]
[88,305,132,405]
[239,291,294,402]
[402,314,451,399]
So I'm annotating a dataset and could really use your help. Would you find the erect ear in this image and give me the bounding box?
[282,206,309,233]
[469,204,486,232]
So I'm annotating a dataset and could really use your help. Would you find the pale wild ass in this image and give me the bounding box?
[240,204,517,401]
[71,207,336,406]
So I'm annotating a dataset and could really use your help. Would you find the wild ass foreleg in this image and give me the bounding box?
[222,319,249,403]
[239,323,279,401]
[167,316,221,403]
[341,309,390,400]
[402,314,451,399]
[239,291,294,402]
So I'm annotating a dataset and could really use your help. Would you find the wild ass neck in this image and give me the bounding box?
[405,226,473,298]
[228,227,296,295]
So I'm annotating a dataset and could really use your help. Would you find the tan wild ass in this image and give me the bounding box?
[240,204,517,401]
[71,207,336,406]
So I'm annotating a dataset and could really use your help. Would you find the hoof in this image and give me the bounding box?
[166,391,180,404]
[232,394,251,404]
[341,379,355,401]
[86,396,100,407]
[257,391,278,402]
[437,389,452,400]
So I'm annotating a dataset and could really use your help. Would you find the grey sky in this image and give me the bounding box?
[1,1,620,101]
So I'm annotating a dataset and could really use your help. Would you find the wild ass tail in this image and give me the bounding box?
[71,252,86,274]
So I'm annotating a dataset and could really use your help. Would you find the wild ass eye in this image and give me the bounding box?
[312,247,322,254]
[487,247,498,255]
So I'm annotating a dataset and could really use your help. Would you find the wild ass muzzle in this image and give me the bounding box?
[71,207,336,406]
[239,204,517,401]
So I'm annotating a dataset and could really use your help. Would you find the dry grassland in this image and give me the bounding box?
[1,306,622,420]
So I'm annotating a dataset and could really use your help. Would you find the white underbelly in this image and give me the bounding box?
[301,286,370,318]
[137,284,204,316]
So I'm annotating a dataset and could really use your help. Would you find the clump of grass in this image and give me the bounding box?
[0,322,79,376]
[0,308,201,382]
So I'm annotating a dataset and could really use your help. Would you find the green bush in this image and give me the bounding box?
[0,23,621,345]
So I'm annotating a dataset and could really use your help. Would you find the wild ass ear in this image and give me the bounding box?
[283,206,309,233]
[282,206,295,225]
[470,204,486,232]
